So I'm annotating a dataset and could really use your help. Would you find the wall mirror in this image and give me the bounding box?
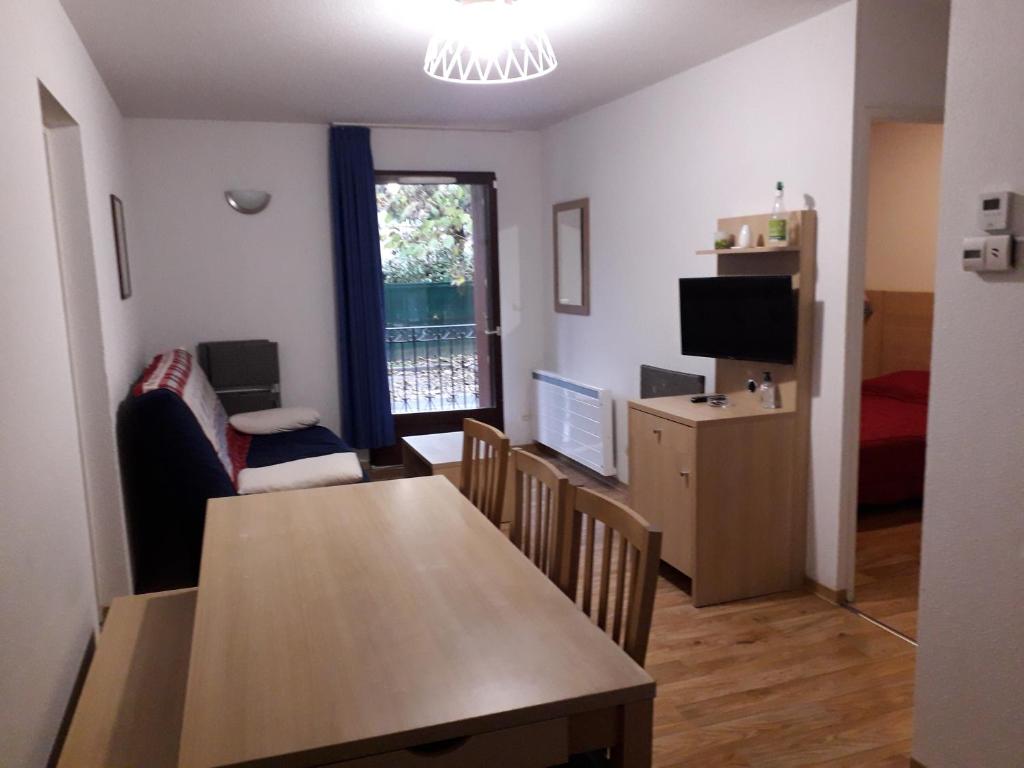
[553,198,590,315]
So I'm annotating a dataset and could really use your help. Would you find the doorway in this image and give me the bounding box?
[40,83,129,605]
[370,171,503,466]
[850,121,943,640]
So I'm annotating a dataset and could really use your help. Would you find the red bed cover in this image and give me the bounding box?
[859,371,929,506]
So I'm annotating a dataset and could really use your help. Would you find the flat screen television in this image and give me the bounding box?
[679,276,796,364]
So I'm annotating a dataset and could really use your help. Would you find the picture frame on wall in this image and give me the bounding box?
[111,194,131,300]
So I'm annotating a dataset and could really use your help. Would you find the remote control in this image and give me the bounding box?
[690,394,723,404]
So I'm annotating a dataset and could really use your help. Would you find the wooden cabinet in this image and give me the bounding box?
[628,396,802,607]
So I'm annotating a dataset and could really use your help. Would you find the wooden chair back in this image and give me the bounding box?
[561,487,662,666]
[510,449,572,587]
[460,418,510,527]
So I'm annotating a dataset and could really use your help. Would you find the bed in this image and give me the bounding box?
[858,290,934,506]
[859,370,929,505]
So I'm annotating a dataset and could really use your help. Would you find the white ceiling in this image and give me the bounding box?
[61,0,844,130]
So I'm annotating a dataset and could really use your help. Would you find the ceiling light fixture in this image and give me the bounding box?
[225,190,272,215]
[424,0,557,85]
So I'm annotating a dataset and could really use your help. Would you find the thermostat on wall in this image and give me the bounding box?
[962,236,986,272]
[978,191,1013,232]
[962,235,1015,272]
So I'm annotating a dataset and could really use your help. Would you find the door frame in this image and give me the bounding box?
[371,170,503,465]
[838,106,944,601]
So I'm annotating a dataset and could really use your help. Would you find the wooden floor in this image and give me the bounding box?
[528,450,919,767]
[851,506,922,640]
[646,578,916,767]
[379,449,918,766]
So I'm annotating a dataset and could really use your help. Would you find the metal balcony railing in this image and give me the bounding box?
[385,324,479,414]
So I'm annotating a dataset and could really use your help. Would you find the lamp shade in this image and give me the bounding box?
[424,0,557,84]
[225,190,272,215]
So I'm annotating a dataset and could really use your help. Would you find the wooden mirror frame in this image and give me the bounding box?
[553,198,590,315]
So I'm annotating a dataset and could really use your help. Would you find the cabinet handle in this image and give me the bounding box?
[679,470,691,478]
[408,736,470,756]
[652,428,662,436]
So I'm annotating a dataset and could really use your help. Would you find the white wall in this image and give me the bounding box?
[541,2,858,586]
[127,120,343,430]
[0,0,137,763]
[127,121,546,444]
[912,1,1024,764]
[864,122,943,292]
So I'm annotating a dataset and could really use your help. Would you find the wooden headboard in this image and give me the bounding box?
[862,290,934,379]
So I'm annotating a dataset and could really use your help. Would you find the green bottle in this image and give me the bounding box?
[768,181,787,244]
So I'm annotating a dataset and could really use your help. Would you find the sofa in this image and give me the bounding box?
[119,348,361,593]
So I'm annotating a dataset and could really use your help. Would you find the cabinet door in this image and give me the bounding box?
[661,419,696,576]
[628,408,666,532]
[628,409,695,576]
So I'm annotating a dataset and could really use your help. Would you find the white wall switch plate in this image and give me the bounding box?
[984,234,1014,271]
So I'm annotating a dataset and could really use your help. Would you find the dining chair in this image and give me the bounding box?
[560,487,662,666]
[460,418,510,527]
[510,449,572,589]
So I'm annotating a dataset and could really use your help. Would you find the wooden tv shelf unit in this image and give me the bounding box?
[629,209,816,607]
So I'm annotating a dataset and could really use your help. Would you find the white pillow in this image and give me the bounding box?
[229,407,320,435]
[237,453,363,495]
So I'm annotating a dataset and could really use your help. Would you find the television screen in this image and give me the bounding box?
[679,276,796,364]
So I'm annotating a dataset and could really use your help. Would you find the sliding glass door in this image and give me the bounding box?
[371,171,502,465]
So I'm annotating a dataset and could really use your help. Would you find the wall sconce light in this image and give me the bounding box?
[225,190,272,215]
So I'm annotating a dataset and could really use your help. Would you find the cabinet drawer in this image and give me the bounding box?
[328,718,568,768]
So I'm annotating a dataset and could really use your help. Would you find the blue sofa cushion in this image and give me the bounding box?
[246,426,352,468]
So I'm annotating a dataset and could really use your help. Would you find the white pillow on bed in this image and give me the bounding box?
[229,407,320,435]
[237,453,363,495]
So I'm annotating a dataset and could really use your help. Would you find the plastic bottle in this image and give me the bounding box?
[759,371,779,409]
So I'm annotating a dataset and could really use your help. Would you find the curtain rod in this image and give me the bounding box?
[330,121,518,134]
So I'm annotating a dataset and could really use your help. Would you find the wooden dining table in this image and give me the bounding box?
[177,475,656,768]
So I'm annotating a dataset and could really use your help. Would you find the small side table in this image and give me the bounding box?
[401,431,513,525]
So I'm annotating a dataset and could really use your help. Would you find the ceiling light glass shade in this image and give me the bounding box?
[424,0,557,84]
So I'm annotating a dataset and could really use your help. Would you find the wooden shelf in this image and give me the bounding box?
[696,245,800,255]
[704,210,815,599]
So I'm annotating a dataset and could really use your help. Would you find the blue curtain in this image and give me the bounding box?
[329,126,395,449]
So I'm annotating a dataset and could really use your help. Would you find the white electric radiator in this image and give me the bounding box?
[532,370,616,476]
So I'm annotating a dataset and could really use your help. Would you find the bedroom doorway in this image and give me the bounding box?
[850,120,943,640]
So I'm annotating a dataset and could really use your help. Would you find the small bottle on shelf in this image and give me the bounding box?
[768,181,787,244]
[759,371,780,409]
